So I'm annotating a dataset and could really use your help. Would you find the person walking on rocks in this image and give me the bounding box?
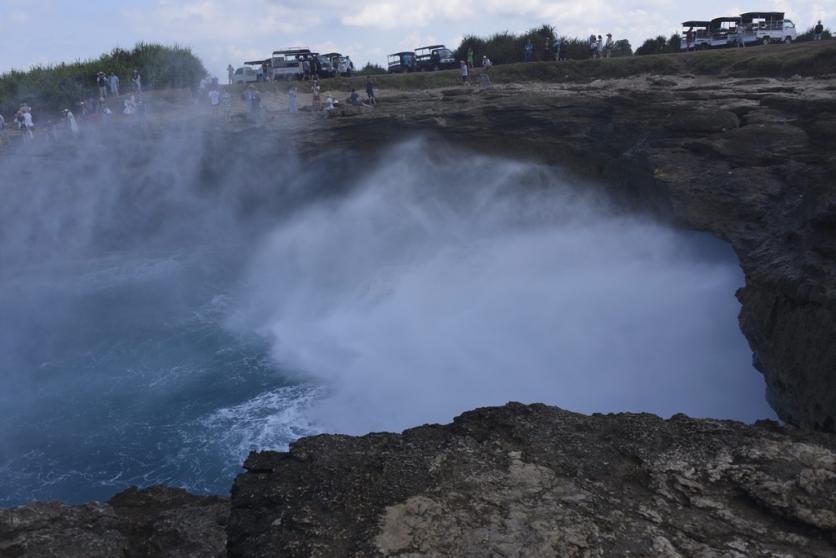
[815,21,824,41]
[312,79,322,111]
[208,87,221,117]
[63,108,80,136]
[109,72,120,96]
[460,60,469,83]
[288,86,298,113]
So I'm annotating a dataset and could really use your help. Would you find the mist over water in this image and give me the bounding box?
[0,131,773,506]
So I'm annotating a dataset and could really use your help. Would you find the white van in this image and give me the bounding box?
[233,66,260,84]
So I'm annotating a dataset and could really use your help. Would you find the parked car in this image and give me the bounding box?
[388,52,417,73]
[415,45,457,71]
[680,21,712,50]
[232,65,261,84]
[740,12,797,44]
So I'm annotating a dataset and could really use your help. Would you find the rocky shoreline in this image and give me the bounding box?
[2,56,835,555]
[3,404,836,556]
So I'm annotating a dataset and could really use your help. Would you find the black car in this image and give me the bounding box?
[388,51,416,73]
[415,45,457,71]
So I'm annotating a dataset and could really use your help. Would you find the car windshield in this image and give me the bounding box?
[436,49,452,58]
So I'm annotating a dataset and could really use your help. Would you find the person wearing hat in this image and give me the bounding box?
[604,33,614,58]
[96,71,108,98]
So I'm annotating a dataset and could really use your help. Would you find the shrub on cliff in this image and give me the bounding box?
[636,34,681,56]
[795,26,833,42]
[454,25,562,65]
[356,63,387,76]
[0,43,207,117]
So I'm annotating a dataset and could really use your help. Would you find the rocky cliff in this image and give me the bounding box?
[2,44,836,556]
[287,70,836,433]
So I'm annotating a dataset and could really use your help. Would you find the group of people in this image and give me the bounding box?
[522,37,565,62]
[589,34,615,58]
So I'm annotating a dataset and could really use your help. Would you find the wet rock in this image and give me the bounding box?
[0,486,227,557]
[228,403,836,557]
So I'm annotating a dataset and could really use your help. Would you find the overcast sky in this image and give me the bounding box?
[1,0,833,77]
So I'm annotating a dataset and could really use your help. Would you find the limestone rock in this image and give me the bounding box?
[228,403,836,557]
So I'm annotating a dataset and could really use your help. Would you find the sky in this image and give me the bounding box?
[0,0,833,78]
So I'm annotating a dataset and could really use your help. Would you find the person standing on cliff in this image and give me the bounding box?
[365,76,376,105]
[132,69,142,92]
[460,60,469,83]
[227,64,235,84]
[524,39,534,62]
[814,21,824,40]
[467,47,475,69]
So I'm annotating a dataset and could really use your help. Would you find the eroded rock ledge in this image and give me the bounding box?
[4,403,836,556]
[229,403,836,557]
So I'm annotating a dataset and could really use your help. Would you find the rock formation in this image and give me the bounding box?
[290,71,836,432]
[0,487,227,557]
[6,404,834,556]
[228,403,836,557]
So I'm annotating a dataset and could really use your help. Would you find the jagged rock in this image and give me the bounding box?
[0,486,227,557]
[228,403,836,557]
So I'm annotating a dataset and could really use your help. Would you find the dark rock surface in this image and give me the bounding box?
[229,403,836,557]
[295,73,836,432]
[0,486,227,557]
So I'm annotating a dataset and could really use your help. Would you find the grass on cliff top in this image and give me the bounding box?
[271,40,836,93]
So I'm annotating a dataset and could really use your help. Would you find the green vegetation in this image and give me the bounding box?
[796,26,833,41]
[636,34,682,56]
[0,43,207,117]
[453,25,632,64]
[356,63,387,76]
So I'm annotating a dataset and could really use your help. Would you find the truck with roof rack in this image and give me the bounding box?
[680,21,712,50]
[267,48,311,80]
[415,45,457,71]
[709,17,742,48]
[388,52,417,73]
[740,12,797,45]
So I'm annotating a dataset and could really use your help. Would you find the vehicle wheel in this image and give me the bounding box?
[762,37,770,46]
[784,36,792,43]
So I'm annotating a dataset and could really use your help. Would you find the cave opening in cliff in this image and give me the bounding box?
[0,130,774,506]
